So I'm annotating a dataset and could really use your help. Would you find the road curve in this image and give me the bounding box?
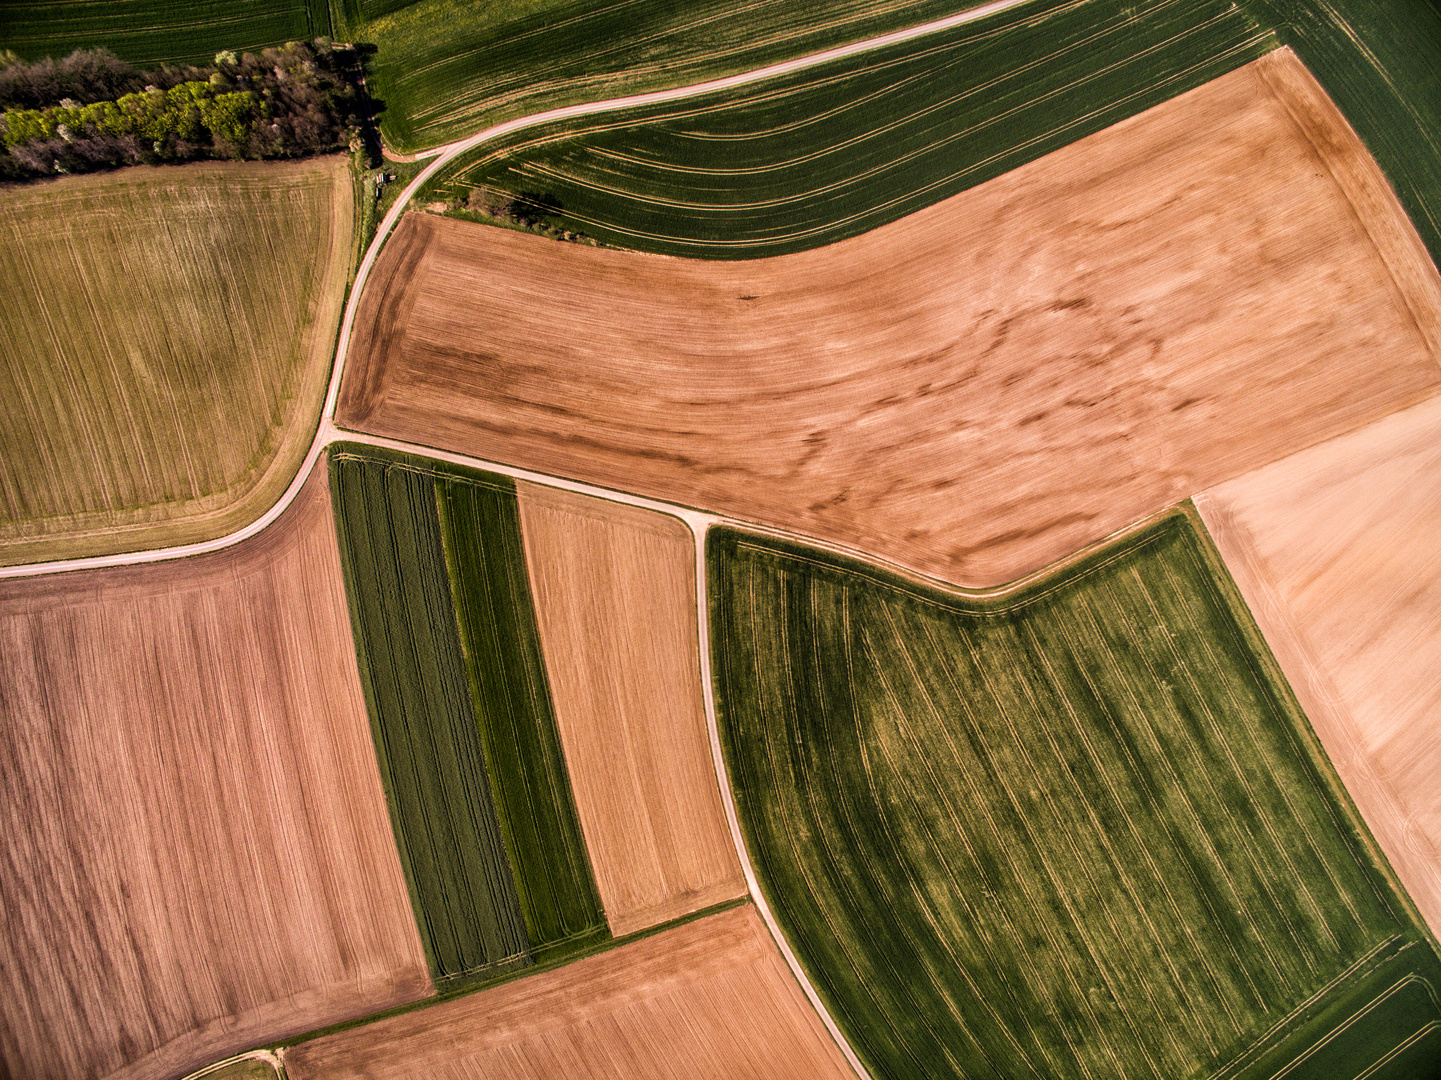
[4,8,1043,1077]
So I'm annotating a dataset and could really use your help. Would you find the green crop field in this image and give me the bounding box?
[339,0,963,154]
[330,445,606,986]
[0,157,352,566]
[709,510,1441,1080]
[437,472,607,963]
[428,0,1441,262]
[0,0,330,66]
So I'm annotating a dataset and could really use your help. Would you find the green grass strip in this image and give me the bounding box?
[329,445,530,985]
[435,469,608,963]
[709,508,1441,1080]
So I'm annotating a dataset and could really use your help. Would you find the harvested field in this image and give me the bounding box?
[339,50,1441,588]
[515,483,745,935]
[284,903,854,1080]
[329,446,606,984]
[0,157,352,566]
[708,512,1441,1080]
[1196,394,1441,941]
[0,468,430,1080]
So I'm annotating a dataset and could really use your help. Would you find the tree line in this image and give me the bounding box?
[0,41,371,181]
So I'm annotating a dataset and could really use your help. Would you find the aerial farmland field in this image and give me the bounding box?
[284,903,854,1080]
[342,0,968,154]
[338,50,1441,588]
[4,0,1441,1078]
[709,511,1441,1080]
[329,445,607,984]
[0,470,429,1080]
[0,0,327,65]
[1198,395,1441,941]
[0,157,353,566]
[516,483,746,934]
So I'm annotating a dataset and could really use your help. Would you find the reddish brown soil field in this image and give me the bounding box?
[0,471,430,1080]
[1197,395,1441,940]
[285,903,853,1080]
[515,483,745,935]
[338,48,1441,588]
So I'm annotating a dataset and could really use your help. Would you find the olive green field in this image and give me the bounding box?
[709,510,1441,1080]
[0,156,353,565]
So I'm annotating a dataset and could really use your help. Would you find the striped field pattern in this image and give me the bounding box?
[345,0,970,153]
[0,0,328,66]
[709,509,1441,1079]
[329,444,606,986]
[0,157,352,565]
[430,0,1441,263]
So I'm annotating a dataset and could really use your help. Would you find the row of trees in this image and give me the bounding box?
[0,41,371,181]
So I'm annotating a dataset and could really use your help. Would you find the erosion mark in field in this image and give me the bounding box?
[329,444,606,984]
[708,508,1441,1080]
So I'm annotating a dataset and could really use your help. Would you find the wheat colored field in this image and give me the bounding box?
[1197,395,1441,940]
[0,157,352,566]
[0,471,430,1080]
[337,49,1441,588]
[285,903,853,1080]
[516,483,745,935]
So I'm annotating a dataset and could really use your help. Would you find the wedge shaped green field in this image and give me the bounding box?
[330,444,605,986]
[431,0,1441,263]
[709,510,1441,1080]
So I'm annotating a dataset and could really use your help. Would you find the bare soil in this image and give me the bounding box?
[1196,395,1441,940]
[338,48,1441,588]
[0,470,431,1080]
[285,903,853,1079]
[515,483,745,935]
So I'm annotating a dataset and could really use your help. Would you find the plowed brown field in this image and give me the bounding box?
[1196,395,1441,939]
[285,903,852,1080]
[515,483,744,935]
[0,471,430,1080]
[337,48,1441,588]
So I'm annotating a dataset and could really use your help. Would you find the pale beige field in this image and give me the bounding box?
[285,903,853,1080]
[337,48,1441,588]
[516,483,745,935]
[0,471,430,1080]
[0,157,353,565]
[1196,394,1441,940]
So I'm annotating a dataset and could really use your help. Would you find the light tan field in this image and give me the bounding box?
[285,903,853,1080]
[0,157,352,566]
[0,470,430,1080]
[338,48,1441,588]
[515,483,745,935]
[1196,394,1441,940]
